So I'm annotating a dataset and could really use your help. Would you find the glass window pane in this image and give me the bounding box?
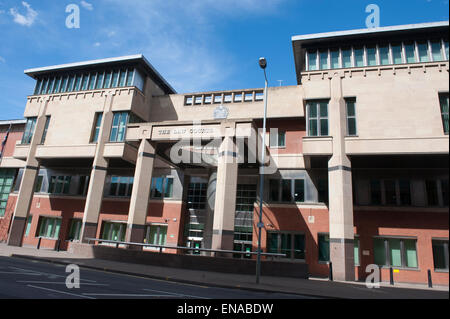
[74,75,82,91]
[309,103,317,118]
[431,41,443,61]
[281,180,291,202]
[319,51,329,70]
[391,44,403,64]
[46,78,55,94]
[308,51,317,70]
[81,74,89,91]
[379,45,390,65]
[426,180,439,206]
[164,178,174,198]
[309,120,318,137]
[294,180,305,202]
[294,234,305,260]
[367,47,377,66]
[354,47,364,67]
[67,76,75,92]
[373,238,386,266]
[347,101,355,117]
[280,234,292,259]
[269,180,280,202]
[54,77,62,93]
[330,50,340,68]
[320,119,328,136]
[342,49,352,68]
[370,180,382,205]
[119,70,127,87]
[89,73,96,90]
[389,239,402,267]
[34,79,42,95]
[384,180,397,205]
[103,72,112,89]
[318,234,330,262]
[319,102,328,117]
[404,240,417,268]
[348,118,357,136]
[399,180,411,206]
[152,177,164,198]
[127,69,134,86]
[267,233,279,254]
[112,70,120,87]
[445,41,449,60]
[354,238,360,265]
[95,72,104,89]
[441,179,449,206]
[417,42,429,62]
[404,43,416,63]
[432,241,448,270]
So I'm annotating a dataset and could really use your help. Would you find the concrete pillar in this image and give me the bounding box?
[202,169,217,253]
[8,97,49,247]
[125,139,155,247]
[328,71,355,282]
[80,91,115,243]
[211,127,238,253]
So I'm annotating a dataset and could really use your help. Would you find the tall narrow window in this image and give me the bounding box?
[81,74,89,91]
[346,98,357,136]
[119,70,127,87]
[88,73,96,90]
[53,77,62,93]
[103,72,112,89]
[417,42,429,62]
[391,44,403,64]
[319,50,329,70]
[21,117,37,145]
[399,180,412,206]
[307,101,329,137]
[366,46,377,66]
[269,130,286,148]
[269,179,280,202]
[426,180,439,206]
[342,48,352,68]
[34,79,42,95]
[318,234,330,262]
[330,49,340,68]
[37,217,61,239]
[294,179,305,202]
[74,75,82,91]
[441,179,449,206]
[40,78,49,95]
[0,169,15,217]
[126,69,134,86]
[404,43,416,63]
[91,113,103,143]
[67,75,75,92]
[384,180,397,205]
[110,112,129,142]
[432,240,449,271]
[95,72,104,89]
[46,78,55,94]
[40,116,51,144]
[439,93,449,134]
[151,177,164,198]
[307,51,317,71]
[379,45,390,65]
[281,180,292,202]
[111,70,120,87]
[431,41,443,61]
[370,180,382,205]
[354,47,365,67]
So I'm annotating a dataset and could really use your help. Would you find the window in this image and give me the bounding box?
[119,70,127,87]
[270,179,305,203]
[269,130,286,148]
[95,72,104,89]
[150,176,174,199]
[373,237,418,268]
[354,47,365,67]
[318,178,329,204]
[391,44,403,64]
[187,183,207,209]
[431,41,443,61]
[234,93,242,103]
[46,78,55,94]
[445,41,449,60]
[0,169,15,217]
[34,79,42,95]
[91,113,103,143]
[235,184,256,247]
[101,222,126,242]
[354,237,360,266]
[318,234,330,262]
[399,180,412,206]
[441,179,449,206]
[61,76,69,93]
[366,46,377,66]
[404,43,416,63]
[74,75,82,91]
[21,117,37,144]
[67,75,75,92]
[54,77,62,93]
[25,215,33,237]
[346,98,357,136]
[37,217,61,239]
[426,180,439,206]
[319,50,329,70]
[307,51,317,71]
[281,180,292,202]
[49,176,72,194]
[268,232,305,260]
[88,73,96,90]
[384,180,397,205]
[244,92,253,102]
[126,69,134,87]
[307,100,328,137]
[77,176,90,196]
[440,93,449,134]
[112,70,120,87]
[379,45,390,65]
[81,74,89,91]
[145,225,168,246]
[330,49,340,68]
[269,179,280,202]
[68,219,82,241]
[417,42,429,62]
[432,240,449,271]
[103,72,112,89]
[40,116,51,144]
[341,48,352,68]
[109,176,133,197]
[294,180,305,202]
[34,176,44,193]
[110,112,129,142]
[224,93,234,103]
[370,180,382,205]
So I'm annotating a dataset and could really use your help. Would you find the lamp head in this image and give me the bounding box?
[259,57,267,70]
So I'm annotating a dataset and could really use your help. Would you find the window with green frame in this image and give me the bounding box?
[68,219,82,241]
[267,232,305,260]
[109,176,134,197]
[318,234,330,262]
[37,217,62,239]
[0,169,15,217]
[110,111,129,142]
[307,100,329,137]
[373,237,418,268]
[145,224,168,246]
[24,215,33,237]
[101,222,126,242]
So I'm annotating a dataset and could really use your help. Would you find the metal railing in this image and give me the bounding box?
[85,238,286,260]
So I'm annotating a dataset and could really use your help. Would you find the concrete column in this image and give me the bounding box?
[125,139,155,247]
[211,126,238,253]
[202,169,217,253]
[8,97,49,247]
[328,71,355,282]
[80,91,115,243]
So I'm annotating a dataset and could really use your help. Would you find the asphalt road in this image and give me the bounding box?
[0,256,314,299]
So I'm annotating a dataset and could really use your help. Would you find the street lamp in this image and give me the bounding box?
[256,57,268,284]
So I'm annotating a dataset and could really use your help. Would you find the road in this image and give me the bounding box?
[0,256,314,299]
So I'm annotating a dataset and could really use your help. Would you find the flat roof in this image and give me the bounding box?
[291,21,449,42]
[0,119,26,126]
[24,54,176,94]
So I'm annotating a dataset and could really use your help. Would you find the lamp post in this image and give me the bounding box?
[256,57,268,284]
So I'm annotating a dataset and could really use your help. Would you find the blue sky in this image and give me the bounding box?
[0,0,448,119]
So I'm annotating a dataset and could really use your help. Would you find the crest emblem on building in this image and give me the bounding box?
[214,104,229,120]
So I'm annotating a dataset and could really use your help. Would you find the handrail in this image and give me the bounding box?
[85,238,286,258]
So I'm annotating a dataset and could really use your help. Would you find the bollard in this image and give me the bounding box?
[390,267,394,285]
[428,270,433,288]
[55,239,61,252]
[329,262,333,281]
[37,237,42,250]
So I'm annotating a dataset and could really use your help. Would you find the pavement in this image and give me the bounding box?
[0,243,448,299]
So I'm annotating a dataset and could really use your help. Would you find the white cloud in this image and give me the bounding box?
[9,1,38,27]
[93,42,101,47]
[80,1,94,11]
